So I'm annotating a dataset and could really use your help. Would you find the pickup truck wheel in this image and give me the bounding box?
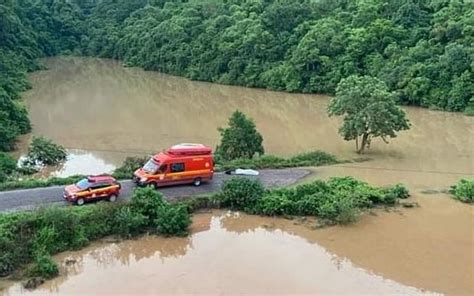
[109,194,117,202]
[76,198,85,206]
[193,178,202,187]
[148,182,159,190]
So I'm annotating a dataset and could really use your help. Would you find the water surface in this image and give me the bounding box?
[5,208,470,296]
[22,57,473,177]
[8,57,473,295]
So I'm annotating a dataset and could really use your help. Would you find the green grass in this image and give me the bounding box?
[180,177,410,226]
[0,187,190,279]
[215,150,340,171]
[449,179,474,203]
[0,174,410,284]
[0,157,147,192]
[0,175,86,191]
[0,152,338,192]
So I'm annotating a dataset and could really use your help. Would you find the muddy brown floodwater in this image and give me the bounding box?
[1,209,470,296]
[21,57,473,177]
[5,56,473,295]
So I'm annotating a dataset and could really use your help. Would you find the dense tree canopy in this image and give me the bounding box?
[0,0,85,151]
[1,0,473,151]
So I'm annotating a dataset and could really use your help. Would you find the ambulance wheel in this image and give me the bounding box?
[193,178,202,187]
[76,198,85,206]
[109,194,117,202]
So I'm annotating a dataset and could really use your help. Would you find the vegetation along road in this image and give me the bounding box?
[0,169,310,212]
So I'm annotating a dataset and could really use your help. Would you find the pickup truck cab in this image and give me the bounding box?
[63,175,121,205]
[133,143,214,188]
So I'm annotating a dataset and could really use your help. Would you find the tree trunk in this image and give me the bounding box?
[357,133,369,154]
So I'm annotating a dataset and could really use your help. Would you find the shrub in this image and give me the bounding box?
[238,177,409,225]
[332,196,359,225]
[327,177,377,206]
[382,184,410,204]
[0,152,16,175]
[0,197,194,279]
[316,199,339,221]
[254,193,294,216]
[28,253,58,279]
[23,136,67,166]
[293,193,326,216]
[216,110,264,160]
[0,152,17,182]
[0,171,6,183]
[288,151,338,166]
[74,203,117,239]
[221,177,265,209]
[292,181,330,199]
[32,226,58,255]
[384,184,410,199]
[112,206,146,238]
[179,194,223,212]
[35,207,89,252]
[155,204,191,236]
[112,156,148,179]
[0,236,15,276]
[216,150,339,171]
[450,179,474,203]
[130,187,165,224]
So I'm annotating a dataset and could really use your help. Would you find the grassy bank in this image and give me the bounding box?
[0,176,409,285]
[0,187,189,280]
[0,151,338,192]
[0,157,149,192]
[214,151,339,171]
[182,177,410,225]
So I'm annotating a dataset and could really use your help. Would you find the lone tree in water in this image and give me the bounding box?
[217,110,264,160]
[328,75,410,154]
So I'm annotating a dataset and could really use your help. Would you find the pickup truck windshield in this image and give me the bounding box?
[143,159,160,174]
[76,178,91,190]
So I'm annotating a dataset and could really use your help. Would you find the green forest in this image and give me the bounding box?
[1,0,473,152]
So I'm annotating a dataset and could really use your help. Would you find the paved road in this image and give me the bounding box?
[0,169,311,212]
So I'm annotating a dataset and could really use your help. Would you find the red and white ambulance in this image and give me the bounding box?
[133,143,214,188]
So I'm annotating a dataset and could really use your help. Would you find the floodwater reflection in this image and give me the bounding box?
[1,211,443,296]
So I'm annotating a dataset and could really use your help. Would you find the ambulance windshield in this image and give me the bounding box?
[143,159,160,173]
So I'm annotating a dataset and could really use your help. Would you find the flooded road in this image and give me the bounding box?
[22,57,473,177]
[8,57,473,295]
[3,207,471,296]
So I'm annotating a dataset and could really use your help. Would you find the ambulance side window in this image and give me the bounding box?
[158,164,167,173]
[170,163,185,173]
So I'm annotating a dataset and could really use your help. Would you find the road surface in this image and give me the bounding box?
[0,169,311,212]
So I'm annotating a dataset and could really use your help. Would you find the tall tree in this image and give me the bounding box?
[217,110,264,160]
[328,75,410,153]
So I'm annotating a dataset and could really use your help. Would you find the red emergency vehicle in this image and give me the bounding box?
[133,143,214,188]
[63,175,121,206]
